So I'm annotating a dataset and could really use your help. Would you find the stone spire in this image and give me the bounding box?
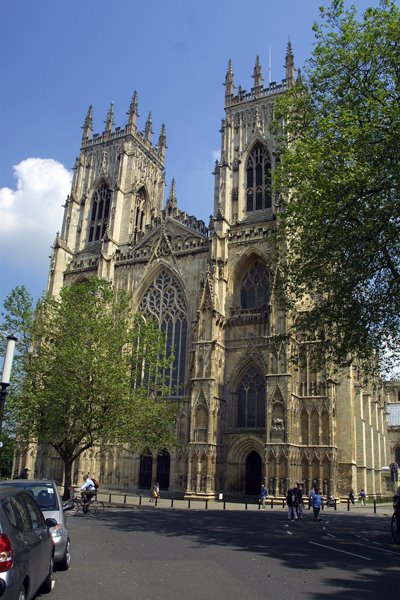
[252,55,263,92]
[81,105,93,141]
[144,112,153,142]
[285,40,295,88]
[127,90,139,127]
[158,123,167,158]
[165,178,178,214]
[104,102,114,133]
[224,59,235,100]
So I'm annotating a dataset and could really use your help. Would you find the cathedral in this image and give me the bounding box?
[34,45,394,499]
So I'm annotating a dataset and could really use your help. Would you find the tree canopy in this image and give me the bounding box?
[2,279,179,495]
[274,0,400,374]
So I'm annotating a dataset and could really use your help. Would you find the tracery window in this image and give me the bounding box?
[241,263,269,309]
[246,143,271,212]
[237,366,265,428]
[139,271,187,396]
[88,181,111,243]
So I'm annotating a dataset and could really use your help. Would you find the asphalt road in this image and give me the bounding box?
[43,506,399,600]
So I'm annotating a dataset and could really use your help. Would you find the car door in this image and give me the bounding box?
[11,492,51,594]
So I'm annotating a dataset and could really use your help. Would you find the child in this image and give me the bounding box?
[312,488,322,521]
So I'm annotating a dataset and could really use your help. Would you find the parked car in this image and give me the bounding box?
[0,480,71,570]
[0,485,54,599]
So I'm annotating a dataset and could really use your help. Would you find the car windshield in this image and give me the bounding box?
[13,483,58,510]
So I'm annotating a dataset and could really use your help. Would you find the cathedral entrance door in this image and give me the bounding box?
[156,451,170,491]
[139,453,153,489]
[245,451,262,495]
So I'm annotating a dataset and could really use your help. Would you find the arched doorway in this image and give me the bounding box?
[245,451,262,495]
[156,451,170,491]
[139,453,153,489]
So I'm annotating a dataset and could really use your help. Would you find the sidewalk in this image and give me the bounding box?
[96,489,394,516]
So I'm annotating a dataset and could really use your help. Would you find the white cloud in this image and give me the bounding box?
[0,158,72,269]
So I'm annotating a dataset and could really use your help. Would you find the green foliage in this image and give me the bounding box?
[2,279,180,492]
[274,0,400,374]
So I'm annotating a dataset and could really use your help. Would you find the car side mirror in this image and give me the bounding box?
[45,518,58,528]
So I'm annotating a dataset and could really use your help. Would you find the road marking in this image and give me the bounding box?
[326,533,336,538]
[354,543,400,556]
[286,530,293,535]
[309,541,372,561]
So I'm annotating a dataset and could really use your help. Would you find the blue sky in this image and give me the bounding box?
[0,0,380,306]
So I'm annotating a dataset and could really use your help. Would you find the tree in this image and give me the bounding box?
[274,0,400,374]
[3,278,178,497]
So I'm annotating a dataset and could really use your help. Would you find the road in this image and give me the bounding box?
[43,505,399,600]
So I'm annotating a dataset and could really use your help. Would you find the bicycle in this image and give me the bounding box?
[391,497,400,544]
[72,491,104,515]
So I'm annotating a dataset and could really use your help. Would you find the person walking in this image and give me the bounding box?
[150,482,160,502]
[286,488,298,520]
[294,482,304,519]
[260,484,269,509]
[17,467,29,479]
[359,489,366,506]
[312,488,322,521]
[349,489,355,505]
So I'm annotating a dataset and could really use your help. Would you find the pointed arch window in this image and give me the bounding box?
[246,144,271,212]
[241,263,269,309]
[88,181,111,243]
[237,366,265,428]
[135,187,147,233]
[139,271,187,396]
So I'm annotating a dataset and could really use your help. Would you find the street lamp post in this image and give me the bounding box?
[0,335,18,433]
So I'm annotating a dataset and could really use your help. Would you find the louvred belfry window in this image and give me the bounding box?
[246,144,272,212]
[88,182,111,243]
[139,271,187,396]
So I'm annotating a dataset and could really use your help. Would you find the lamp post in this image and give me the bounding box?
[0,335,18,433]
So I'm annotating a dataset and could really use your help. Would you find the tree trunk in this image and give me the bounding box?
[62,460,74,500]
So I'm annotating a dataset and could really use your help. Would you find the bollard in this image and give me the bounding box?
[258,501,261,510]
[205,499,208,510]
[334,499,337,511]
[245,502,248,510]
[223,500,226,510]
[155,496,158,507]
[124,494,127,504]
[347,498,350,511]
[271,498,274,509]
[188,499,191,509]
[109,493,112,504]
[282,499,285,508]
[171,498,174,508]
[373,500,376,514]
[139,495,142,506]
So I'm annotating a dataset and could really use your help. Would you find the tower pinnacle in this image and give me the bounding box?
[158,123,167,157]
[224,59,235,99]
[252,55,263,91]
[127,90,139,127]
[104,102,114,134]
[285,40,295,88]
[81,105,93,141]
[144,112,153,142]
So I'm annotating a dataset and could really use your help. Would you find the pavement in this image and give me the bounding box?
[95,489,395,517]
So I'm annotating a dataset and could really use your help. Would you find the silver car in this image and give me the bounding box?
[0,480,71,570]
[0,485,54,599]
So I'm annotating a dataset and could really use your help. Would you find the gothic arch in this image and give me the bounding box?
[229,250,270,308]
[228,358,266,429]
[226,435,264,465]
[137,268,188,397]
[243,141,272,212]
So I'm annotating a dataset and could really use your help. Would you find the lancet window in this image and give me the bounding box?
[88,181,111,243]
[246,143,272,212]
[237,366,265,428]
[240,263,269,309]
[138,271,187,396]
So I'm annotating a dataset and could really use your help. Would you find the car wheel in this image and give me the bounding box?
[17,584,26,600]
[58,538,71,570]
[40,555,53,594]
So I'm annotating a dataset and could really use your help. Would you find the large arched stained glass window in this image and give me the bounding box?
[88,181,111,243]
[237,366,265,428]
[139,271,187,396]
[246,144,271,212]
[241,263,269,309]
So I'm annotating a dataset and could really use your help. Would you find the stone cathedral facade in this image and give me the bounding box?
[38,46,392,498]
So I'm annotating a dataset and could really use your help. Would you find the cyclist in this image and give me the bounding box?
[80,474,96,513]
